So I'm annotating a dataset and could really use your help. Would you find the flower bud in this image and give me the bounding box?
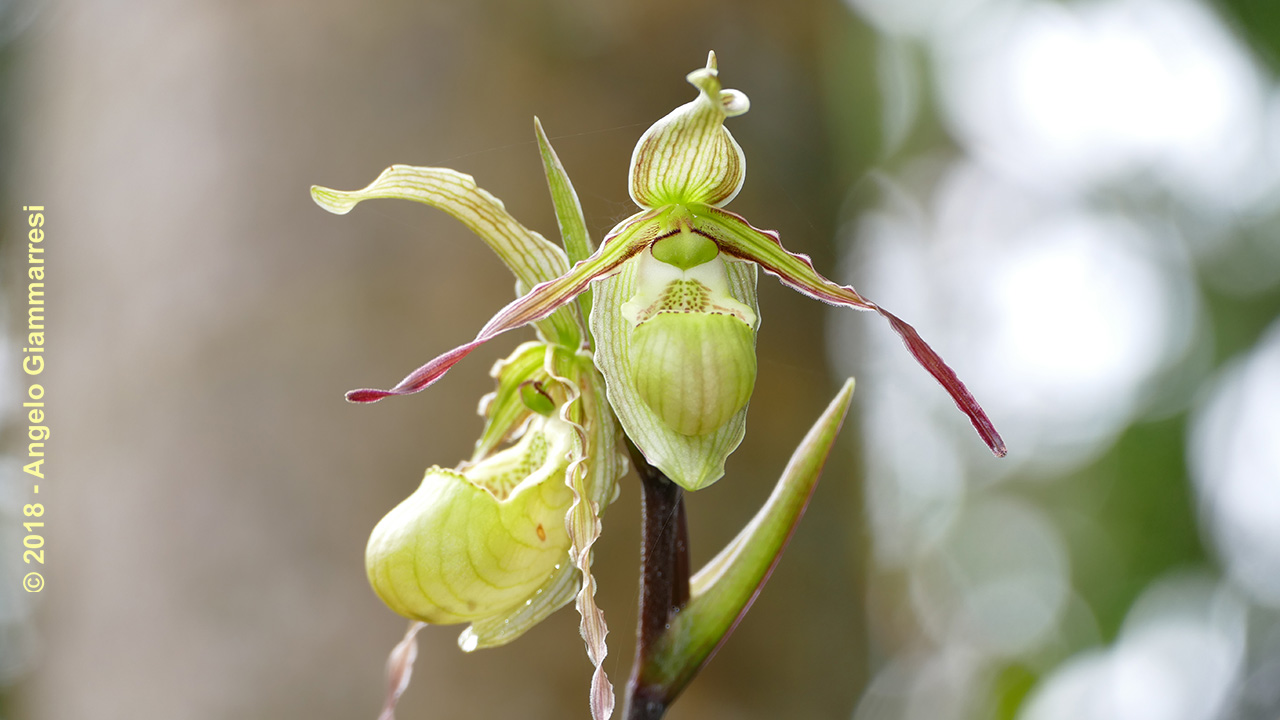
[366,416,574,624]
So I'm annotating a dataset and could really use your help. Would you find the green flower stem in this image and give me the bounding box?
[624,440,690,720]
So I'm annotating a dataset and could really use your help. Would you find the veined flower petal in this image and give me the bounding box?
[312,165,583,347]
[346,209,666,403]
[691,205,1007,458]
[313,165,571,288]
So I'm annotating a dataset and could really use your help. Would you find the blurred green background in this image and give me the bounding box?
[1,0,1278,718]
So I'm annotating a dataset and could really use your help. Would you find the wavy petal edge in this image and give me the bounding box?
[692,206,1006,457]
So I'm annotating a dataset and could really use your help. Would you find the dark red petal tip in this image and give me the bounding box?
[345,340,486,405]
[346,388,392,403]
[876,307,1007,458]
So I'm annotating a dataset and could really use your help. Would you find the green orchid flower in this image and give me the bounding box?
[361,339,625,719]
[316,52,1004,493]
[313,52,1006,720]
[366,342,591,644]
[315,143,627,717]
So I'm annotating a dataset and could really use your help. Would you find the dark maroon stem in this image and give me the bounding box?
[623,441,690,720]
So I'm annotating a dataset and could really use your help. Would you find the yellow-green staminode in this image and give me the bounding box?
[366,415,574,625]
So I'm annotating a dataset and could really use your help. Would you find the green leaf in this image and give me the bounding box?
[534,117,595,322]
[636,379,856,700]
[311,164,583,348]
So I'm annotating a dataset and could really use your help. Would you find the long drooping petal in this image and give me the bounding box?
[547,347,628,720]
[312,165,582,347]
[692,205,1007,457]
[346,209,666,403]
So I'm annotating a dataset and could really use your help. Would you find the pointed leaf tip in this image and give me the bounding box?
[635,379,856,699]
[534,116,595,269]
